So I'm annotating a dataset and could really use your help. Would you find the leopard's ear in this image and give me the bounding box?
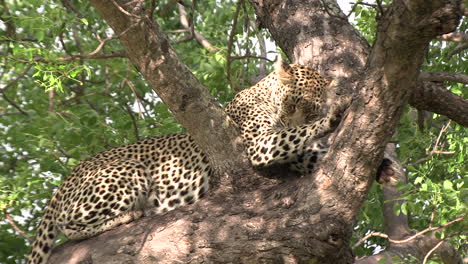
[275,56,293,84]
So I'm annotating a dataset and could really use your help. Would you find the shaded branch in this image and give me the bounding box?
[419,72,468,84]
[30,22,133,63]
[2,92,28,115]
[0,64,33,92]
[448,42,468,56]
[4,210,33,243]
[423,240,444,264]
[410,82,468,127]
[226,0,243,92]
[60,0,84,18]
[123,103,140,140]
[409,120,454,166]
[56,51,127,61]
[230,55,273,62]
[175,3,216,52]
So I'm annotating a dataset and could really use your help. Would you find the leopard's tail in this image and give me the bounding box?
[26,207,57,264]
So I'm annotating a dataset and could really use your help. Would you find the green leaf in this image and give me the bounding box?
[401,202,408,215]
[36,31,45,42]
[443,180,454,191]
[414,176,424,185]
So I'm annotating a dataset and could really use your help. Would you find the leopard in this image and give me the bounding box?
[26,58,350,264]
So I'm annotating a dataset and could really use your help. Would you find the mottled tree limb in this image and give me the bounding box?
[410,82,468,127]
[419,72,468,84]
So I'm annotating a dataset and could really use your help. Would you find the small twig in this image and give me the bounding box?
[422,240,444,264]
[125,80,144,118]
[352,216,464,249]
[123,62,144,119]
[124,103,140,140]
[226,0,243,90]
[409,120,453,166]
[58,24,73,57]
[432,150,455,154]
[433,120,451,153]
[48,88,55,112]
[0,111,30,117]
[59,91,110,106]
[71,24,83,55]
[375,0,384,16]
[176,3,215,52]
[347,1,362,17]
[4,211,33,243]
[230,55,273,62]
[352,231,389,249]
[1,93,28,115]
[60,0,83,18]
[86,22,139,57]
[0,64,33,92]
[448,42,468,57]
[429,210,435,228]
[57,146,72,159]
[391,216,463,244]
[57,51,127,62]
[32,21,138,63]
[110,0,141,19]
[437,32,468,43]
[355,2,378,8]
[165,29,190,34]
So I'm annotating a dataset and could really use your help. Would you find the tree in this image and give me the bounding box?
[0,0,466,263]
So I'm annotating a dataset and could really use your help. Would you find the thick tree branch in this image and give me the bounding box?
[381,145,411,240]
[410,82,468,127]
[419,72,468,84]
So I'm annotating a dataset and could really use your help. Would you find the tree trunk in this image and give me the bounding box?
[47,0,464,263]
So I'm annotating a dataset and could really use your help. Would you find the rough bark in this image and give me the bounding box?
[47,0,464,263]
[410,82,468,126]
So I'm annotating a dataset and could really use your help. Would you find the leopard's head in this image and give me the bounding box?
[275,58,335,125]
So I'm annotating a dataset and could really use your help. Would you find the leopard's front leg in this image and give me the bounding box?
[246,95,351,169]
